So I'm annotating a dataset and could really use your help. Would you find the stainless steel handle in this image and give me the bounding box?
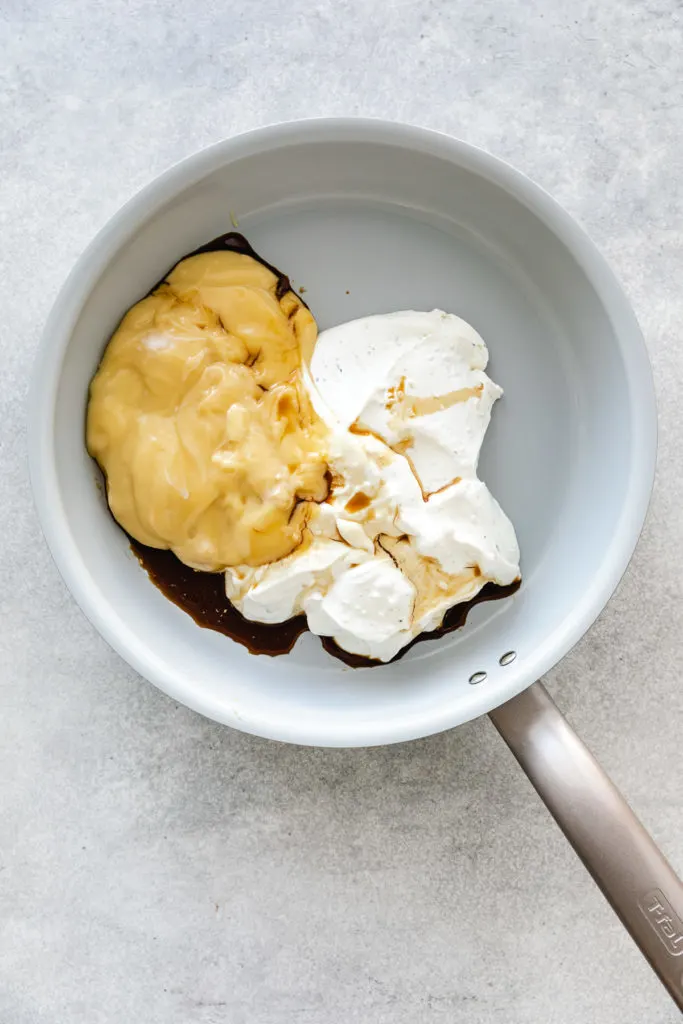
[489,681,683,1010]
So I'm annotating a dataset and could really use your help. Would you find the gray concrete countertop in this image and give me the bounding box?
[2,1,682,1021]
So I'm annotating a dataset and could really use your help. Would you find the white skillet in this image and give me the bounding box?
[27,119,683,1007]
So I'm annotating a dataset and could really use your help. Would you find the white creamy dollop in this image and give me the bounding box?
[225,310,520,662]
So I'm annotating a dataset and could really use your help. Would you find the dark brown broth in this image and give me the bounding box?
[131,539,520,667]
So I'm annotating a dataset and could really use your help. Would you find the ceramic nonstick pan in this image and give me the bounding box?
[28,120,683,1008]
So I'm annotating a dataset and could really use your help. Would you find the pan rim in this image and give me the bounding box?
[27,118,657,747]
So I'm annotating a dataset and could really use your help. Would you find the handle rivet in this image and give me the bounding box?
[469,671,487,685]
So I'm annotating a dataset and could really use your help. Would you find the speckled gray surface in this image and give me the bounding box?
[2,1,682,1021]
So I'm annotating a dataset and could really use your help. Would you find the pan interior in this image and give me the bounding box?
[44,129,650,744]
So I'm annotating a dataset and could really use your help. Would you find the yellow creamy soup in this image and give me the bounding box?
[87,249,329,570]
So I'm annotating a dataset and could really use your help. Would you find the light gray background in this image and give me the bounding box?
[2,1,682,1022]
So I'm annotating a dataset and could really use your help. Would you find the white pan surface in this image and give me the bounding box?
[28,120,656,746]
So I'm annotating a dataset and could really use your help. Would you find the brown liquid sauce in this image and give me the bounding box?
[131,537,519,667]
[129,540,309,655]
[118,232,520,668]
[321,579,520,667]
